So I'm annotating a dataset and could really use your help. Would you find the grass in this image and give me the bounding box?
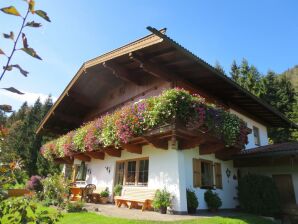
[57,212,276,224]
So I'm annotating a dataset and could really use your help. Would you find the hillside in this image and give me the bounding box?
[280,65,298,90]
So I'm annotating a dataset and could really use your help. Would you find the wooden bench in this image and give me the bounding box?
[114,187,156,211]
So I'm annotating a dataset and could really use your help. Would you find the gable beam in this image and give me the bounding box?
[102,61,142,85]
[129,52,174,82]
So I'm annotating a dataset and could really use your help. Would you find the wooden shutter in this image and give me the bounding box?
[193,159,202,188]
[214,162,222,189]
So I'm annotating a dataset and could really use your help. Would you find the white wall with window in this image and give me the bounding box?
[183,147,239,209]
[230,109,269,149]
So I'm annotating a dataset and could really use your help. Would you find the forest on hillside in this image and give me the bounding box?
[0,59,297,177]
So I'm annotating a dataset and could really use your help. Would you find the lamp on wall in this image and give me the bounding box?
[226,168,231,182]
[87,168,91,175]
[105,166,111,174]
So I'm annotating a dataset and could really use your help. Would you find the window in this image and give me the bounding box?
[114,158,149,186]
[115,162,125,185]
[253,126,260,146]
[138,159,149,186]
[193,159,222,189]
[126,161,137,185]
[201,160,213,188]
[75,161,87,181]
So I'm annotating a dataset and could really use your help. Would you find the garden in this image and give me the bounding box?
[0,162,279,224]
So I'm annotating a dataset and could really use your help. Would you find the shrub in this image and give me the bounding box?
[186,188,199,213]
[152,188,172,210]
[100,187,110,197]
[0,196,61,223]
[238,174,280,216]
[113,184,122,196]
[66,201,85,213]
[41,174,69,207]
[204,189,222,211]
[26,175,43,192]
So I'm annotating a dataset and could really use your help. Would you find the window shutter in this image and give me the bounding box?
[214,162,222,189]
[193,159,202,188]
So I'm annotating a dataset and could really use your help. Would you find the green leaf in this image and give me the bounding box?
[22,33,29,48]
[11,64,29,77]
[0,6,21,16]
[26,21,42,28]
[3,31,14,40]
[2,87,24,95]
[21,48,42,60]
[35,10,51,22]
[29,0,35,13]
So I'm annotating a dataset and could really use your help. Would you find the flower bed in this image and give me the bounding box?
[41,88,248,160]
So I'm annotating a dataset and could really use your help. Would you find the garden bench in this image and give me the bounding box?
[114,187,156,211]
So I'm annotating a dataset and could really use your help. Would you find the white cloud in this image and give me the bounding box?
[0,89,57,105]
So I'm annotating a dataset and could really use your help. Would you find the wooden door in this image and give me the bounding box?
[273,174,296,205]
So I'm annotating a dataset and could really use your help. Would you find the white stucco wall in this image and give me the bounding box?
[230,109,269,149]
[81,144,187,212]
[78,144,238,212]
[183,147,239,209]
[240,166,298,204]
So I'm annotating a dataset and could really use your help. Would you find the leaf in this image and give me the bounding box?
[22,33,29,48]
[29,0,35,13]
[3,31,14,40]
[0,6,21,16]
[35,10,51,22]
[11,64,29,77]
[26,21,42,28]
[0,104,12,112]
[21,48,42,60]
[2,87,24,95]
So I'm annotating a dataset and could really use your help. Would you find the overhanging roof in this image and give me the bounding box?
[234,142,298,158]
[36,27,297,135]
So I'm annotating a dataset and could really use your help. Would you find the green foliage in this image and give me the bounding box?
[66,201,85,213]
[100,187,110,197]
[152,188,172,209]
[230,60,297,143]
[0,197,61,224]
[1,98,60,177]
[41,174,69,207]
[42,89,248,160]
[204,189,222,211]
[113,184,122,196]
[186,188,199,210]
[238,174,280,216]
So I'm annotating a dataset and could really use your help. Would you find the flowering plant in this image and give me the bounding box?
[41,88,249,159]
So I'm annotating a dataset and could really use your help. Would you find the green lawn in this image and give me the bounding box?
[57,212,275,224]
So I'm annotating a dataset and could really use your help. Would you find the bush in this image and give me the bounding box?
[66,201,85,213]
[186,188,199,213]
[100,187,109,197]
[204,189,222,211]
[152,188,172,210]
[26,175,43,192]
[238,174,280,216]
[113,184,122,196]
[41,174,69,207]
[0,196,61,223]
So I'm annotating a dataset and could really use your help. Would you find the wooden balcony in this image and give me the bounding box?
[54,121,251,164]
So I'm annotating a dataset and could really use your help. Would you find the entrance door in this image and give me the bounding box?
[273,174,296,205]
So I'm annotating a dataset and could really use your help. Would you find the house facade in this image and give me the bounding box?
[37,27,297,213]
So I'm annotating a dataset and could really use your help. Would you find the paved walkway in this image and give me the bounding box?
[84,203,238,222]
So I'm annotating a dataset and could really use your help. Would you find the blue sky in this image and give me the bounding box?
[1,0,298,111]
